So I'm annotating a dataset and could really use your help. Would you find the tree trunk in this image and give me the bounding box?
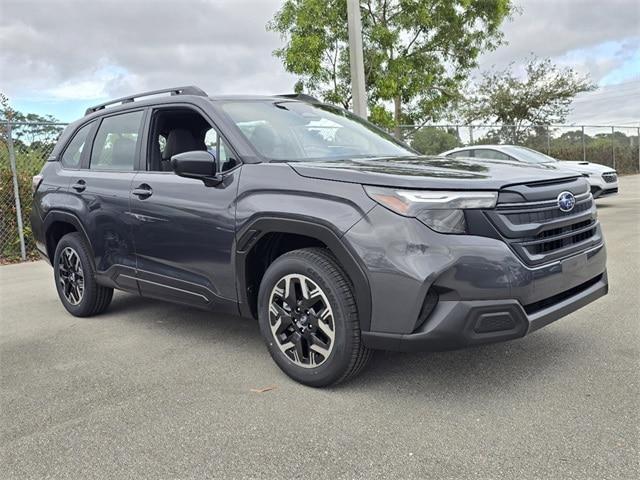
[393,95,402,140]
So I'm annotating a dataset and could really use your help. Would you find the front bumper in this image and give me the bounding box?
[589,175,618,198]
[361,271,607,351]
[344,205,608,352]
[592,186,618,198]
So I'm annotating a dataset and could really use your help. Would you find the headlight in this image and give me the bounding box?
[364,186,497,234]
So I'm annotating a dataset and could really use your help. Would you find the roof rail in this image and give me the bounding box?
[84,86,208,116]
[275,93,321,103]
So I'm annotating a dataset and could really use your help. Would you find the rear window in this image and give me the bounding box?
[61,122,94,168]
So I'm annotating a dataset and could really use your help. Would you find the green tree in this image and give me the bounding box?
[410,127,460,154]
[463,56,596,143]
[269,0,515,138]
[554,130,588,146]
[1,93,62,151]
[0,94,64,261]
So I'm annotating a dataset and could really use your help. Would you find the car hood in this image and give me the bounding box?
[288,156,580,190]
[555,160,615,174]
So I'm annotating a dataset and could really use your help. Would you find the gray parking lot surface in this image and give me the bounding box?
[1,176,639,480]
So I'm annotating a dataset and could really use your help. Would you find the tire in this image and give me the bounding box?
[257,247,372,387]
[53,232,113,317]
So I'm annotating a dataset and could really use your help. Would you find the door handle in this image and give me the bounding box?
[71,180,86,192]
[132,184,153,199]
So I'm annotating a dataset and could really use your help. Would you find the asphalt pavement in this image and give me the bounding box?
[1,175,639,479]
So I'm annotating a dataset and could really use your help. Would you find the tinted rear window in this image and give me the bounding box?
[61,122,94,168]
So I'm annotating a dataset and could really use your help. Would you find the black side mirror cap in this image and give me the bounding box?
[171,150,222,186]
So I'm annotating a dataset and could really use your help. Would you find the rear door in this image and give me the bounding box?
[71,109,145,290]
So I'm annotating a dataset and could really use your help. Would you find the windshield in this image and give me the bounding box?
[505,146,558,164]
[219,100,415,161]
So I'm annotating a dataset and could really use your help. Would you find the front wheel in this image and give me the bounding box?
[257,248,371,387]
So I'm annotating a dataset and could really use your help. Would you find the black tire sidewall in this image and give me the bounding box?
[257,251,357,387]
[53,233,101,317]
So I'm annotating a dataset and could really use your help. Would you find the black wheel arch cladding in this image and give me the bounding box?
[235,216,373,331]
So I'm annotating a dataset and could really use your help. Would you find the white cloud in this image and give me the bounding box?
[474,0,640,124]
[1,0,638,125]
[479,0,640,68]
[44,66,130,100]
[568,80,640,125]
[0,0,297,100]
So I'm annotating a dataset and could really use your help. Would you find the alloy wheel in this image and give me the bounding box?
[268,274,335,368]
[58,246,85,305]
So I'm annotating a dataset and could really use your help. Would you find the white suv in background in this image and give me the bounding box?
[441,145,619,198]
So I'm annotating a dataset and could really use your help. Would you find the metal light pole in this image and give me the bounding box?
[611,126,616,170]
[637,127,640,173]
[346,0,367,118]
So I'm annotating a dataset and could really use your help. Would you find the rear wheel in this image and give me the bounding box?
[53,232,113,317]
[257,248,371,387]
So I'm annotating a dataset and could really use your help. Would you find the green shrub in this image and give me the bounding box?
[0,149,46,262]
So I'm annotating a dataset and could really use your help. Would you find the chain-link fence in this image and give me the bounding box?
[399,124,640,175]
[1,121,67,263]
[0,120,638,263]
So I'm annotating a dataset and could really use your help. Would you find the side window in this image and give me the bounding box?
[61,122,93,168]
[474,149,510,161]
[205,127,238,172]
[90,111,143,171]
[147,109,238,172]
[447,150,471,158]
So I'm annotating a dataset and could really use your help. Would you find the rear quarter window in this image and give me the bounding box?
[474,149,511,161]
[447,150,472,158]
[60,122,94,168]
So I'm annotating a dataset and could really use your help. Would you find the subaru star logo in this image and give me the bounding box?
[557,191,576,212]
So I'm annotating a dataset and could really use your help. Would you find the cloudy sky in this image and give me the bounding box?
[1,0,638,125]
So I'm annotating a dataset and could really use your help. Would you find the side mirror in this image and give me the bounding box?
[171,150,221,186]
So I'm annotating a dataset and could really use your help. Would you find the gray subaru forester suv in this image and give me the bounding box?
[30,86,608,386]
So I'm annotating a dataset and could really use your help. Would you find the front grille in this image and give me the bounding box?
[527,220,597,255]
[485,183,602,266]
[602,172,617,183]
[502,199,592,225]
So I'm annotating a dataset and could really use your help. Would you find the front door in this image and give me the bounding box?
[130,107,240,309]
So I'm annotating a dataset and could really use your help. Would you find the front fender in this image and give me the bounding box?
[234,163,376,329]
[235,215,373,330]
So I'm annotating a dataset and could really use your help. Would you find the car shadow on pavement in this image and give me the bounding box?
[595,201,614,209]
[346,328,587,395]
[104,292,586,396]
[105,292,264,344]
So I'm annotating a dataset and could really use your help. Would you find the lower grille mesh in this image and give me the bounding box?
[529,222,597,255]
[524,274,603,314]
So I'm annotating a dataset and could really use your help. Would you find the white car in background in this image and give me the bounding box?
[441,145,619,198]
